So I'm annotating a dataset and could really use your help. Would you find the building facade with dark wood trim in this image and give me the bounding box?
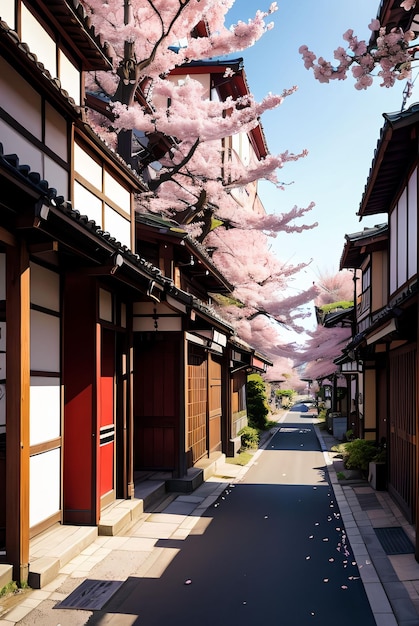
[0,0,189,582]
[338,103,419,554]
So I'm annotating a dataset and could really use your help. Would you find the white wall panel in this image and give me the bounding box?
[31,263,60,312]
[74,144,102,190]
[30,310,60,372]
[0,57,42,140]
[21,4,57,78]
[99,289,113,323]
[104,204,130,248]
[30,448,61,527]
[74,182,103,225]
[390,208,397,295]
[0,119,43,174]
[408,168,417,279]
[397,190,407,288]
[45,102,68,161]
[59,49,80,105]
[30,377,61,446]
[1,0,15,28]
[133,316,182,332]
[104,171,130,214]
[44,157,68,199]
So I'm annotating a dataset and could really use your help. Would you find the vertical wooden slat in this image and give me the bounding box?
[389,344,416,525]
[187,345,207,464]
[6,241,30,583]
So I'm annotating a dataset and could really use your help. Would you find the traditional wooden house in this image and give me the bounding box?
[133,214,271,479]
[0,0,199,584]
[337,102,418,552]
[339,224,389,440]
[133,212,234,478]
[359,103,418,533]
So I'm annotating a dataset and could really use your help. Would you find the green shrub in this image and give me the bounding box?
[247,374,269,429]
[238,426,260,449]
[317,409,327,422]
[343,439,378,473]
[345,429,354,441]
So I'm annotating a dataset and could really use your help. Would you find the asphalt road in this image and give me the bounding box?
[89,412,376,626]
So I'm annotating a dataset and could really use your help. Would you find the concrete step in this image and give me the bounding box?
[134,479,167,510]
[98,498,144,536]
[0,564,12,590]
[29,525,98,589]
[165,453,226,493]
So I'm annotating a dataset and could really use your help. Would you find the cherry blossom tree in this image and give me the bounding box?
[315,269,354,306]
[81,0,319,376]
[293,270,354,382]
[299,6,418,90]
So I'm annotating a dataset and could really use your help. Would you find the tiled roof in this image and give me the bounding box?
[190,297,235,333]
[0,20,80,110]
[51,0,114,69]
[358,103,419,218]
[0,143,167,285]
[340,224,388,269]
[136,212,234,292]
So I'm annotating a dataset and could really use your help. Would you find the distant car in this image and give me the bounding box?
[290,403,309,412]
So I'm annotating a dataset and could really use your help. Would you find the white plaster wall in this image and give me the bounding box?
[59,49,80,105]
[45,102,68,162]
[74,181,103,225]
[104,204,131,248]
[21,4,57,78]
[74,144,102,189]
[30,448,61,527]
[30,377,61,446]
[1,0,15,27]
[30,310,60,372]
[30,263,60,312]
[104,171,130,215]
[99,289,113,323]
[0,58,42,140]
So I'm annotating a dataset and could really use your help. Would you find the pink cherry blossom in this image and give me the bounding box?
[81,0,318,381]
[401,0,416,10]
[301,18,414,89]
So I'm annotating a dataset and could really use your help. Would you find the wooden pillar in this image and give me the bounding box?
[63,273,96,525]
[6,241,30,583]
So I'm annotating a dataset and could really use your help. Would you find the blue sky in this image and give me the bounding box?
[225,0,411,291]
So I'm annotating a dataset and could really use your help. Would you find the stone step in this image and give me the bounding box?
[29,525,98,589]
[98,498,144,536]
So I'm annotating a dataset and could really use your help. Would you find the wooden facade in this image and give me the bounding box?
[0,0,177,580]
[0,0,272,584]
[339,101,419,552]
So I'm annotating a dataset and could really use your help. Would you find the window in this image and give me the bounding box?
[73,141,132,249]
[20,2,81,105]
[389,167,417,296]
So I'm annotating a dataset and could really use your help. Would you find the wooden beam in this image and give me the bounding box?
[0,227,16,247]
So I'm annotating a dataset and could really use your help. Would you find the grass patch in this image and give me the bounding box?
[0,581,18,598]
[336,471,346,480]
[331,442,347,455]
[226,450,253,466]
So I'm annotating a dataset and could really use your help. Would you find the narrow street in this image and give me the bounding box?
[85,411,376,626]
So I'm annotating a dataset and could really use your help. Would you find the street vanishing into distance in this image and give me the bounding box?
[84,410,376,626]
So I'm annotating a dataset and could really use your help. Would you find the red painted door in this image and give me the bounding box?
[99,328,115,507]
[134,334,180,471]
